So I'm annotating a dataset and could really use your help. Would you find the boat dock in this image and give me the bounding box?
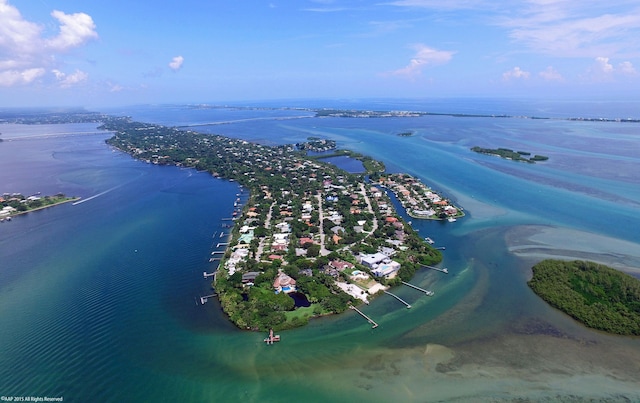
[203,271,215,278]
[264,329,280,344]
[402,281,434,296]
[383,291,411,308]
[422,264,448,274]
[216,242,229,247]
[349,305,378,328]
[200,293,217,305]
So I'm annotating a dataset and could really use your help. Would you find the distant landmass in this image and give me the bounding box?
[471,146,549,163]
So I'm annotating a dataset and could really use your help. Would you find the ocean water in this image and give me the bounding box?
[1,99,640,402]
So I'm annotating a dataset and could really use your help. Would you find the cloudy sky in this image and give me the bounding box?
[1,0,639,107]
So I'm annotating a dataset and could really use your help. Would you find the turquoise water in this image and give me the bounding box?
[1,100,640,401]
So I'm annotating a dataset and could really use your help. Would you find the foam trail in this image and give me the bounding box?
[72,185,122,205]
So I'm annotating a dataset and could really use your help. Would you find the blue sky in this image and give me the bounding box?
[1,0,639,107]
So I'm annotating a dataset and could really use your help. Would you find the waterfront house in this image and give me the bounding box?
[372,261,401,278]
[358,252,388,268]
[273,271,297,293]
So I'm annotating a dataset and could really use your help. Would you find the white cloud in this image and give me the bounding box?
[618,61,636,75]
[0,1,97,87]
[538,66,563,81]
[0,68,45,87]
[169,56,184,71]
[502,66,530,80]
[594,56,614,73]
[51,69,88,87]
[499,1,640,57]
[107,82,124,93]
[584,57,637,81]
[46,10,98,51]
[389,44,455,78]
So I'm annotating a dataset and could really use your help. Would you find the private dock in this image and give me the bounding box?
[422,264,448,274]
[384,291,411,308]
[264,329,280,344]
[216,242,230,247]
[211,251,224,255]
[349,305,378,328]
[402,281,434,296]
[203,271,215,278]
[200,293,217,305]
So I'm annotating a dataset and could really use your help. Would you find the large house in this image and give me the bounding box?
[273,270,297,294]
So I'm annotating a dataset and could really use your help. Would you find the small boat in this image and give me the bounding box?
[447,217,456,222]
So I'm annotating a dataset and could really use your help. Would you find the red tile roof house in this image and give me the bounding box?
[273,271,297,293]
[328,260,355,271]
[299,237,314,246]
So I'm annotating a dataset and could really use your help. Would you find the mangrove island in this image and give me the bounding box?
[528,259,640,335]
[471,146,549,163]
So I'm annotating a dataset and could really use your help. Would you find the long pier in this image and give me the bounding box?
[349,305,378,328]
[384,291,411,308]
[402,281,434,296]
[422,264,448,274]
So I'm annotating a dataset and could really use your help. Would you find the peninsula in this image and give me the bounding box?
[102,116,453,331]
[528,259,640,335]
[1,192,78,220]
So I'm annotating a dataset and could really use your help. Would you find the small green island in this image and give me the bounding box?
[1,192,78,220]
[528,259,640,335]
[471,146,549,163]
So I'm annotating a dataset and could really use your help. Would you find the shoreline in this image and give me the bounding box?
[4,197,80,218]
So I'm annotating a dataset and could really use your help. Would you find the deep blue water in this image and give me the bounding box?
[1,99,640,401]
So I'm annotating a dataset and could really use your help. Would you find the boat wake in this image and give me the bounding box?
[72,185,123,205]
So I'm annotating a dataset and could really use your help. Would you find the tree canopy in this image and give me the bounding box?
[528,259,640,335]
